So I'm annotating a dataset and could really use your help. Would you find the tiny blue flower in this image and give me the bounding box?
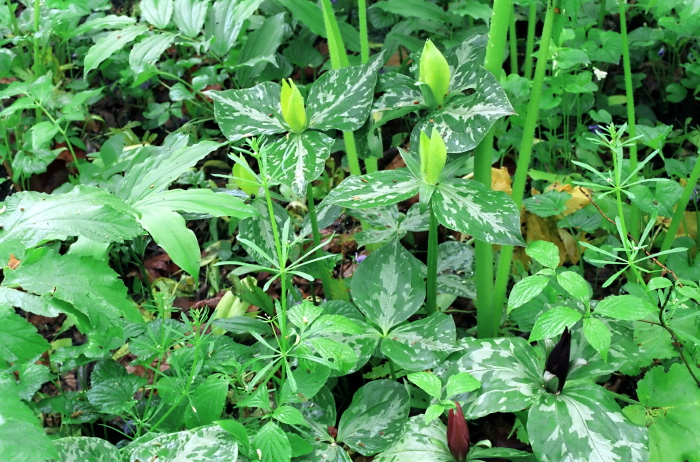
[355,252,366,263]
[588,125,602,134]
[658,46,665,57]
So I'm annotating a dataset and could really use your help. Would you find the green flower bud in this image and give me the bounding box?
[280,79,307,133]
[233,156,259,197]
[419,128,447,184]
[419,39,450,107]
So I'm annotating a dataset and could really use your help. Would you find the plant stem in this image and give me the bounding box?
[493,0,558,325]
[358,0,369,64]
[618,0,640,240]
[474,0,512,339]
[524,3,537,80]
[657,157,700,266]
[426,201,439,313]
[509,7,518,75]
[306,182,338,300]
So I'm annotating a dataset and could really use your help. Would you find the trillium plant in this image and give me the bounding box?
[3,0,699,459]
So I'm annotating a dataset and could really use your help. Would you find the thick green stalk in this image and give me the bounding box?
[657,156,700,265]
[493,0,558,322]
[619,0,640,240]
[321,0,363,178]
[358,0,369,64]
[32,0,42,76]
[474,0,512,339]
[509,7,518,75]
[524,3,537,79]
[426,202,439,313]
[306,183,337,300]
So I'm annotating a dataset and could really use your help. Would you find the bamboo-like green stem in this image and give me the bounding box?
[524,3,537,80]
[364,156,378,174]
[493,0,558,322]
[306,183,338,300]
[597,0,607,29]
[321,0,349,69]
[426,202,439,313]
[509,7,518,75]
[358,0,369,64]
[619,0,640,240]
[474,0,512,339]
[657,156,700,265]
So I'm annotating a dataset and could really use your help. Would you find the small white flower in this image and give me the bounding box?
[593,67,608,81]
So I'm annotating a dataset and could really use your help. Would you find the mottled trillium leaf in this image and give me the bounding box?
[128,424,239,461]
[435,337,544,419]
[350,241,425,333]
[432,178,524,246]
[307,53,384,131]
[447,35,487,91]
[411,70,515,153]
[374,415,454,462]
[372,73,427,127]
[266,131,335,196]
[324,169,420,209]
[627,363,700,462]
[337,380,410,455]
[52,437,120,462]
[381,313,458,371]
[206,82,286,141]
[529,384,648,462]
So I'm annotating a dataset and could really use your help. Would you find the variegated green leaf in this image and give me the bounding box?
[374,415,453,462]
[447,35,487,92]
[350,241,425,333]
[412,70,515,153]
[435,337,544,419]
[337,380,410,455]
[325,170,420,209]
[267,131,335,196]
[52,437,120,462]
[529,384,648,462]
[297,444,352,462]
[433,178,524,246]
[381,313,458,371]
[307,54,383,131]
[372,73,426,127]
[127,425,239,461]
[207,82,286,141]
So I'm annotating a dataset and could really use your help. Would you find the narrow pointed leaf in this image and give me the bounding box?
[137,206,200,278]
[129,32,176,76]
[84,25,147,76]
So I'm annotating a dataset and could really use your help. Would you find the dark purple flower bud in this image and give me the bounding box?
[447,402,470,462]
[588,124,602,134]
[544,327,572,393]
[658,46,665,57]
